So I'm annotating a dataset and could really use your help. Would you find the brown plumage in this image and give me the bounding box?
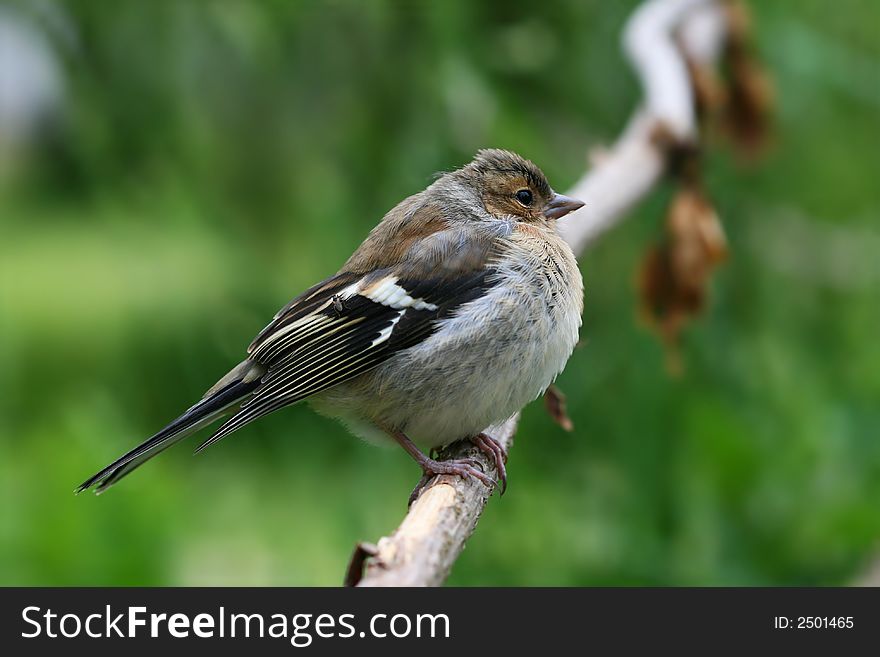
[77,149,584,499]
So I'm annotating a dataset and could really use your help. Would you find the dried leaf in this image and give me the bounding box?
[544,384,574,432]
[638,182,727,362]
[684,53,727,122]
[720,0,774,159]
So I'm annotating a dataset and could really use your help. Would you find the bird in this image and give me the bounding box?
[77,149,584,502]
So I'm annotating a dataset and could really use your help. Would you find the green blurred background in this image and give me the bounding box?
[1,0,878,586]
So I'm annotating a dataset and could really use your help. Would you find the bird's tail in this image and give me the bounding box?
[76,360,265,494]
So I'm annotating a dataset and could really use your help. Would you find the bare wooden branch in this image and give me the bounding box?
[560,0,721,252]
[356,416,518,587]
[353,0,727,587]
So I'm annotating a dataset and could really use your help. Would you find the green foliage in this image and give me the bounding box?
[1,0,878,585]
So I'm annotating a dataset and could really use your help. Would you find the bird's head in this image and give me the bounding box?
[452,149,584,224]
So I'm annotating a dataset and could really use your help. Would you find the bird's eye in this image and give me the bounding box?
[515,189,533,207]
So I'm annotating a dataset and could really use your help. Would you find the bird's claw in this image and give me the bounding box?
[470,432,508,495]
[408,456,498,506]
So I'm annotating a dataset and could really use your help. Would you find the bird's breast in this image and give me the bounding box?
[312,223,584,448]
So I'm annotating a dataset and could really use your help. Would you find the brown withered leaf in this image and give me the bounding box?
[720,0,774,159]
[544,384,574,432]
[684,52,727,124]
[638,183,727,370]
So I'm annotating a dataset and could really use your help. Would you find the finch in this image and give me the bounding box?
[77,149,584,500]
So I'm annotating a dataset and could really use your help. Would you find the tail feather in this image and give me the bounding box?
[77,363,263,494]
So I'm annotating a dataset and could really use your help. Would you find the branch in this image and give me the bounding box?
[351,0,727,587]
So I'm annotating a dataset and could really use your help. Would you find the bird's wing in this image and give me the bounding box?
[197,229,503,450]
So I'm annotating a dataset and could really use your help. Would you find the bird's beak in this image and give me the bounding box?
[544,193,585,220]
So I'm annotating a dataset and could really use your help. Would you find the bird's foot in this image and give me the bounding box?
[408,456,497,506]
[470,432,508,495]
[388,428,498,505]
